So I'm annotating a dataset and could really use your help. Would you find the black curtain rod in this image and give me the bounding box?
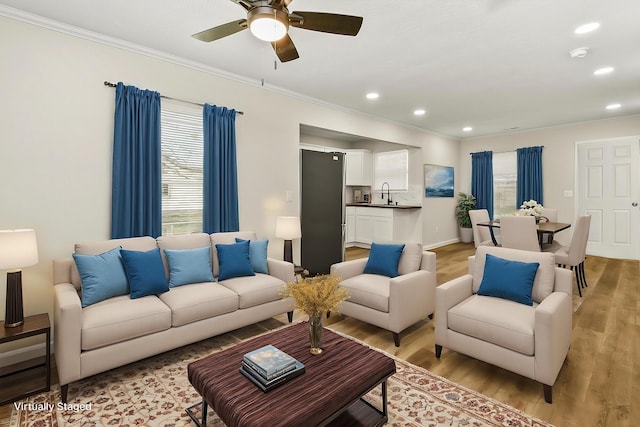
[103,81,244,115]
[469,146,545,155]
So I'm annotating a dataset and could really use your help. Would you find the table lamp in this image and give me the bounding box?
[275,216,301,264]
[0,229,39,328]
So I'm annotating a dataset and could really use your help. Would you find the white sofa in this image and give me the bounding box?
[53,232,294,402]
[435,246,572,403]
[330,243,436,346]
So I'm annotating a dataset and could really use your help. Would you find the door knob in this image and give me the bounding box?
[633,202,638,207]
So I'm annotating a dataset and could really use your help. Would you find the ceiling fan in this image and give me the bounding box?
[192,0,364,62]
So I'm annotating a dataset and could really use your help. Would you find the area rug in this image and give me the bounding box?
[11,324,553,427]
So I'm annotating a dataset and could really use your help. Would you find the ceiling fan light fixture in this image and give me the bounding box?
[248,7,289,42]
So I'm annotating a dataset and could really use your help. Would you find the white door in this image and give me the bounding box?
[577,136,640,260]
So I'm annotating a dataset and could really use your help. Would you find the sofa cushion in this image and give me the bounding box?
[398,243,423,275]
[473,246,555,304]
[164,246,215,287]
[448,294,536,356]
[216,240,256,281]
[73,247,129,308]
[120,248,170,299]
[339,274,391,312]
[218,274,285,309]
[211,232,257,277]
[363,243,405,277]
[236,238,269,274]
[477,254,539,305]
[81,295,171,351]
[158,282,239,327]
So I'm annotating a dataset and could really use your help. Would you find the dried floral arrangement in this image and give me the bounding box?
[282,274,350,317]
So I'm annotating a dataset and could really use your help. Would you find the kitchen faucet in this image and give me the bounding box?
[381,182,392,205]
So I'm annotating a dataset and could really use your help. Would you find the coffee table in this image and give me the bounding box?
[187,322,396,426]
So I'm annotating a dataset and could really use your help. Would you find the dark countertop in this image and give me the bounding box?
[346,203,422,210]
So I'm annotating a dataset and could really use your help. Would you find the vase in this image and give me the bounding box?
[308,314,323,355]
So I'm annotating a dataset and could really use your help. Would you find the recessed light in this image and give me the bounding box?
[606,103,621,110]
[574,22,600,34]
[413,109,426,116]
[594,66,614,75]
[462,126,473,132]
[366,92,379,100]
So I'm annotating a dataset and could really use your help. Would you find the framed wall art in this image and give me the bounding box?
[424,164,454,198]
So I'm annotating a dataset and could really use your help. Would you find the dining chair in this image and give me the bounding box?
[545,214,591,297]
[541,208,558,222]
[540,208,558,244]
[469,209,495,248]
[500,216,540,252]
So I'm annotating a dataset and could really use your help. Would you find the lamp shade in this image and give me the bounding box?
[275,217,301,240]
[0,229,39,270]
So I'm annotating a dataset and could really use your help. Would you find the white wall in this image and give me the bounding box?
[459,115,640,246]
[0,15,460,331]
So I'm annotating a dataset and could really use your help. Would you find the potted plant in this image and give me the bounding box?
[455,192,476,243]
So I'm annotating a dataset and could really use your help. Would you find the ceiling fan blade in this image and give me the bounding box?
[271,33,299,62]
[192,19,248,42]
[290,12,363,36]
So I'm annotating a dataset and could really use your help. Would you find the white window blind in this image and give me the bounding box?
[374,149,408,191]
[493,151,517,218]
[160,100,204,235]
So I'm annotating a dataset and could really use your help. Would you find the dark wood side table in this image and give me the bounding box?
[0,313,51,405]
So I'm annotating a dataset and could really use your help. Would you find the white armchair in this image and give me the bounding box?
[331,243,436,346]
[435,246,572,403]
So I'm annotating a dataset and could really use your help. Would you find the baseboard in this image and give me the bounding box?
[0,342,52,368]
[423,238,460,250]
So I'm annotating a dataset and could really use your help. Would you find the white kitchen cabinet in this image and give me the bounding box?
[354,207,393,244]
[346,207,356,244]
[348,206,421,247]
[345,149,373,186]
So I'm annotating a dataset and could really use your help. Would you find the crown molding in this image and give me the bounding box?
[0,5,453,140]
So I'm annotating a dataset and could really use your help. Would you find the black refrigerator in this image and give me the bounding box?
[300,150,345,276]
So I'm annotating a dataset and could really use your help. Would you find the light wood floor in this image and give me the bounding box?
[1,243,637,426]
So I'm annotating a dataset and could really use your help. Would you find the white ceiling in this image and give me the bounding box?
[2,0,639,138]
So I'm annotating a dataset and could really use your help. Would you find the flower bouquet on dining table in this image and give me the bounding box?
[516,200,547,222]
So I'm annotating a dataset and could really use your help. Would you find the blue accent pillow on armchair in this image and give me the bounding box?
[477,253,540,305]
[120,248,170,299]
[363,243,405,277]
[216,240,256,281]
[235,238,269,274]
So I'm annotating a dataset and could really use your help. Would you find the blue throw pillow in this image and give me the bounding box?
[235,238,269,274]
[477,253,540,306]
[73,247,129,308]
[216,240,255,281]
[164,246,214,287]
[120,248,169,299]
[363,243,405,277]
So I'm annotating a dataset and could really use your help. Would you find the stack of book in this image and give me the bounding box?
[240,345,305,392]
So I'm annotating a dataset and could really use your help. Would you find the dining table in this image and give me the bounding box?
[477,219,571,247]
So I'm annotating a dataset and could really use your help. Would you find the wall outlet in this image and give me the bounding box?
[435,226,439,233]
[563,190,573,198]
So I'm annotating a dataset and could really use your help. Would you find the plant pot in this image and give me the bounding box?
[459,226,473,243]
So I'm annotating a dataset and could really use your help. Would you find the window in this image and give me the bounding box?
[160,100,204,235]
[374,149,408,191]
[493,151,517,218]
